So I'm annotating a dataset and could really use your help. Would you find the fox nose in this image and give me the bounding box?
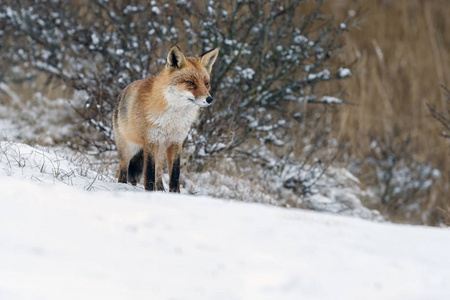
[206,96,213,104]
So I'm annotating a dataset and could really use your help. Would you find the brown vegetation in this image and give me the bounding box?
[325,0,449,224]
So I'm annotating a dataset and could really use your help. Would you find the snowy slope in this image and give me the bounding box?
[1,142,450,300]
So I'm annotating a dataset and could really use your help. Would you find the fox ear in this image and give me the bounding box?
[200,48,219,73]
[166,45,187,70]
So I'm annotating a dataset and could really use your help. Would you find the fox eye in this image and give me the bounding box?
[205,81,209,86]
[186,81,196,88]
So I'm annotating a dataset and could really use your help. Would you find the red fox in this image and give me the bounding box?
[113,45,219,192]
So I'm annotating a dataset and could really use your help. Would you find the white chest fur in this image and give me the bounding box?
[147,87,199,146]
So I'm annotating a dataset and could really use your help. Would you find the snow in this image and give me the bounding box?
[0,91,80,145]
[320,96,343,104]
[1,141,450,299]
[338,67,352,78]
[306,69,330,81]
[151,6,160,15]
[91,33,99,45]
[241,68,255,80]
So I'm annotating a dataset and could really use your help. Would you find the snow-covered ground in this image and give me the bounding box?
[1,141,450,300]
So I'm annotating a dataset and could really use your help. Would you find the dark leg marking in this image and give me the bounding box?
[169,156,181,193]
[128,149,144,186]
[144,152,156,191]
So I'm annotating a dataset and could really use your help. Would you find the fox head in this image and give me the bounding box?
[163,45,219,108]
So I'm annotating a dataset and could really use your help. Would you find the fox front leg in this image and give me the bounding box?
[143,143,158,191]
[167,143,182,193]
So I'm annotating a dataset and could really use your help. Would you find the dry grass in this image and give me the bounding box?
[324,0,450,224]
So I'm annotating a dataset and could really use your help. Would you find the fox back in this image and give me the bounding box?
[113,45,219,192]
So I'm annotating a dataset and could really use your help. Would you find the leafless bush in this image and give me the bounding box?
[0,0,361,200]
[425,86,450,225]
[0,0,357,149]
[427,86,450,139]
[353,132,440,222]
